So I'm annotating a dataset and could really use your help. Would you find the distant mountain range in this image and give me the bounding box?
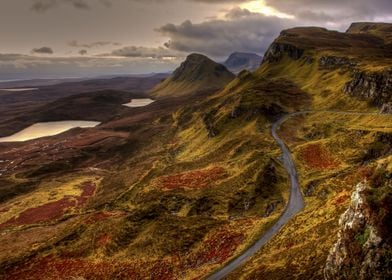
[223,52,263,73]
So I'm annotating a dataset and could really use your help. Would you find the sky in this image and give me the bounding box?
[0,0,391,80]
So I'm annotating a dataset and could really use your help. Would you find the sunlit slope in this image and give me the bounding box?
[0,23,391,280]
[222,23,392,279]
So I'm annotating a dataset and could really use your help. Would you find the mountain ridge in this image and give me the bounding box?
[223,52,263,73]
[150,53,235,98]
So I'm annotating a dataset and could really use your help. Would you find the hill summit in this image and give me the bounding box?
[346,22,392,44]
[150,53,235,98]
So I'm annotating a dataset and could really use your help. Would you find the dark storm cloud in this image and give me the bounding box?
[31,46,54,54]
[69,40,122,48]
[153,0,392,59]
[156,13,292,58]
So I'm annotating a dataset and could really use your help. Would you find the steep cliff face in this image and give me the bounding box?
[262,42,304,63]
[261,24,392,113]
[319,56,358,69]
[325,181,392,280]
[343,69,392,113]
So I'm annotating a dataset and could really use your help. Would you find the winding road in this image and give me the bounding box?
[206,110,391,280]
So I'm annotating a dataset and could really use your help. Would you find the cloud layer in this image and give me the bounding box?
[0,0,390,79]
[155,9,293,58]
[68,40,121,48]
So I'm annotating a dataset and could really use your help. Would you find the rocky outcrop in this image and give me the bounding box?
[262,200,282,217]
[262,42,304,63]
[202,112,218,138]
[319,56,358,69]
[324,182,392,280]
[344,69,392,112]
[380,102,392,114]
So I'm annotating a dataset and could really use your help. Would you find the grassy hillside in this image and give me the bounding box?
[0,23,391,280]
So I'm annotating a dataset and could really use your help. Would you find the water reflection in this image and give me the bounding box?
[0,121,100,142]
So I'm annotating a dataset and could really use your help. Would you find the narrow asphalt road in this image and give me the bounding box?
[206,113,305,280]
[206,110,391,280]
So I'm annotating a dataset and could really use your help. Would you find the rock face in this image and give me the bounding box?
[262,42,304,63]
[381,102,392,114]
[223,52,263,73]
[260,24,391,113]
[324,182,392,280]
[151,53,235,98]
[202,112,218,138]
[343,69,392,112]
[319,56,357,69]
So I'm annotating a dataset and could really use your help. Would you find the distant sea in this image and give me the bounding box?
[0,79,23,82]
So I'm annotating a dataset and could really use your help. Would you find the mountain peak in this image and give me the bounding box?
[151,53,235,97]
[171,53,228,82]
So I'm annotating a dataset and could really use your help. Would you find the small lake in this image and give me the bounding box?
[123,98,155,108]
[0,121,100,142]
[0,88,38,92]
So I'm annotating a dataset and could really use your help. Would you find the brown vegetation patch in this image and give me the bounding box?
[76,182,96,206]
[2,256,175,280]
[158,166,227,190]
[2,256,141,280]
[334,194,350,206]
[96,233,112,247]
[194,230,244,265]
[0,197,75,230]
[181,223,247,269]
[0,182,96,229]
[84,211,125,224]
[357,166,374,180]
[300,143,340,170]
